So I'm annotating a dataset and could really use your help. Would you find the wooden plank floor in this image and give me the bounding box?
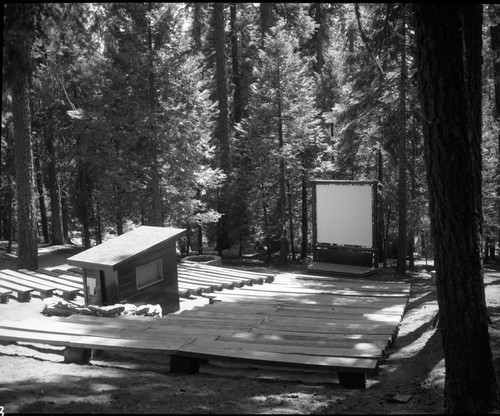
[0,271,410,387]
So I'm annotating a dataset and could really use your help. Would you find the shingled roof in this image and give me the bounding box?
[67,226,186,271]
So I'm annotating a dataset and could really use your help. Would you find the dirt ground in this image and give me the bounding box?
[1,244,499,414]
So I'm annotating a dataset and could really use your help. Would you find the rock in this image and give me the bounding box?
[122,303,137,315]
[74,307,94,315]
[385,393,412,403]
[136,305,149,315]
[43,306,74,317]
[146,304,157,316]
[94,304,125,317]
[42,298,87,316]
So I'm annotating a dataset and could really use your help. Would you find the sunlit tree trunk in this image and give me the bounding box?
[310,3,325,73]
[396,5,408,275]
[260,2,273,41]
[34,153,49,243]
[214,2,231,255]
[300,165,308,260]
[277,63,288,264]
[45,106,64,245]
[490,13,500,261]
[61,190,71,244]
[230,3,242,125]
[13,75,39,270]
[415,3,499,413]
[148,5,162,227]
[6,4,40,269]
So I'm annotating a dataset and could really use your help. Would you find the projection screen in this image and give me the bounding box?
[313,181,376,248]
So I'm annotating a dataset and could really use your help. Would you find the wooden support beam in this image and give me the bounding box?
[64,346,92,364]
[338,371,367,389]
[91,349,106,359]
[0,290,11,303]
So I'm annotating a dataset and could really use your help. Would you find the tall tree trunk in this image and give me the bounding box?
[262,186,271,260]
[311,3,325,73]
[287,181,295,261]
[377,147,385,265]
[1,126,14,253]
[114,181,124,236]
[277,62,288,264]
[45,107,64,245]
[230,3,242,125]
[301,166,308,260]
[408,123,417,269]
[396,6,408,275]
[415,4,499,413]
[197,224,203,254]
[77,162,91,249]
[195,189,203,254]
[490,15,500,261]
[148,6,162,227]
[214,2,230,173]
[95,183,102,245]
[12,55,38,270]
[61,190,71,244]
[34,154,49,244]
[191,2,203,51]
[260,2,274,41]
[214,2,231,254]
[6,186,14,254]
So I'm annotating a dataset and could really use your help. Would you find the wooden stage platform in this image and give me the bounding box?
[0,270,410,388]
[307,261,378,277]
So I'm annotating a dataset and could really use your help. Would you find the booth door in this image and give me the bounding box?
[84,269,108,306]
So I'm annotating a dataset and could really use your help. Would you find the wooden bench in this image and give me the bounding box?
[0,269,56,299]
[18,269,82,300]
[177,268,233,290]
[181,262,274,284]
[0,278,33,302]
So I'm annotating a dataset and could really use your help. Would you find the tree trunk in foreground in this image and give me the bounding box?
[13,76,39,270]
[415,3,499,413]
[396,5,407,275]
[214,2,231,254]
[9,8,39,270]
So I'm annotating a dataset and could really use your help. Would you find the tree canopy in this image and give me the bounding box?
[1,2,498,267]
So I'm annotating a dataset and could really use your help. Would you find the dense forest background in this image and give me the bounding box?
[2,3,499,271]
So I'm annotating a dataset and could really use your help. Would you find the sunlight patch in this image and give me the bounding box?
[89,383,118,393]
[249,392,334,413]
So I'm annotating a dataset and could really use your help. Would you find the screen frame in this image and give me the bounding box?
[312,180,378,253]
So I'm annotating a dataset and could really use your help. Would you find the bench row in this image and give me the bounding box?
[0,269,82,302]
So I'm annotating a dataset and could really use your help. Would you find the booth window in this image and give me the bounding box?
[136,260,163,289]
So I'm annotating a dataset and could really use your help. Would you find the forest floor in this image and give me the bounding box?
[0,243,499,414]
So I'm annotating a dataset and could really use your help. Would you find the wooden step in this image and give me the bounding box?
[187,337,384,359]
[176,339,379,373]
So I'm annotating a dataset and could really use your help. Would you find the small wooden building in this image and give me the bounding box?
[67,226,186,314]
